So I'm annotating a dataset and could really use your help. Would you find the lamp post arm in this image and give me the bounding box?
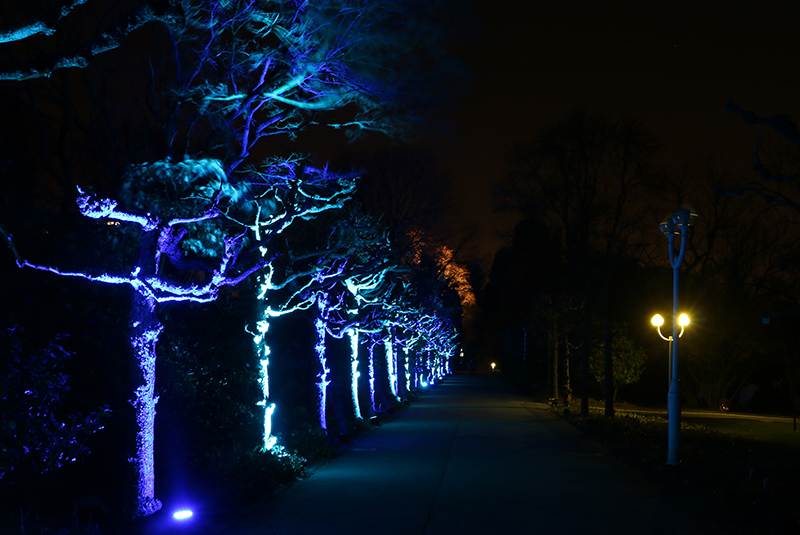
[669,226,689,269]
[656,325,671,342]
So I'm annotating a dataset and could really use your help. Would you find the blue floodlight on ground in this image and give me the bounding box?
[173,509,193,520]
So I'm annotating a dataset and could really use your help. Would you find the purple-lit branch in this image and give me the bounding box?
[76,187,159,231]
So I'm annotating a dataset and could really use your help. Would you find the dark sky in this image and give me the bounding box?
[441,0,800,264]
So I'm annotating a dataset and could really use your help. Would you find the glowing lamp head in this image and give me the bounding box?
[679,313,690,327]
[491,362,496,370]
[173,509,193,521]
[651,314,664,327]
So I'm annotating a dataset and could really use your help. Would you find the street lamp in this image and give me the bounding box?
[651,313,690,386]
[659,204,697,466]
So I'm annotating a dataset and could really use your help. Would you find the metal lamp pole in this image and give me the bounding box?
[659,205,697,466]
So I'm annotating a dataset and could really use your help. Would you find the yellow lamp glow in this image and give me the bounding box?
[679,313,690,326]
[651,314,664,327]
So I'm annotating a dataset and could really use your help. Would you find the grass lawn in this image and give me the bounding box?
[681,415,800,449]
[558,405,800,534]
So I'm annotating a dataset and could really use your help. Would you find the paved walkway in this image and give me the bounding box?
[214,375,722,535]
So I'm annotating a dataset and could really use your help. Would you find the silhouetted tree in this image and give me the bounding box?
[496,108,659,416]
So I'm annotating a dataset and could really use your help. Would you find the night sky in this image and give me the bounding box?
[440,0,800,263]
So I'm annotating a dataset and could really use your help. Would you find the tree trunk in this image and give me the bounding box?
[313,316,330,430]
[327,334,353,438]
[385,336,400,402]
[397,343,408,402]
[603,313,614,418]
[366,344,377,416]
[550,319,559,403]
[581,302,590,416]
[348,328,362,420]
[559,330,571,411]
[406,348,417,391]
[373,341,393,413]
[129,290,163,517]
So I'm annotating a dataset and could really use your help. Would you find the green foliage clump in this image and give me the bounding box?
[590,322,647,401]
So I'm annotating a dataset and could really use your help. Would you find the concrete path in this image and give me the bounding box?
[215,375,722,535]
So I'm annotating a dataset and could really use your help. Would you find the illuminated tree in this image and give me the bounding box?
[1,0,465,517]
[300,210,404,432]
[304,222,462,425]
[379,268,460,393]
[153,0,459,450]
[3,156,359,514]
[357,282,409,411]
[3,158,266,516]
[0,1,176,79]
[244,159,356,450]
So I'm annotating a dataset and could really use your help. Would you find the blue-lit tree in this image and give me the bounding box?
[242,159,356,450]
[0,1,177,79]
[3,158,272,516]
[365,271,460,403]
[304,236,462,430]
[2,0,466,518]
[286,208,402,433]
[3,155,362,515]
[153,0,459,450]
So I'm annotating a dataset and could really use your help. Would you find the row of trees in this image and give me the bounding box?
[481,106,800,420]
[1,0,468,522]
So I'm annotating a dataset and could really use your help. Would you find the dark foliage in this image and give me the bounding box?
[0,325,111,485]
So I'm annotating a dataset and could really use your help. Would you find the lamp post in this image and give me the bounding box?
[659,204,697,466]
[651,313,690,387]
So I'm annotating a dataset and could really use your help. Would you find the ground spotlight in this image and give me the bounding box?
[173,509,193,521]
